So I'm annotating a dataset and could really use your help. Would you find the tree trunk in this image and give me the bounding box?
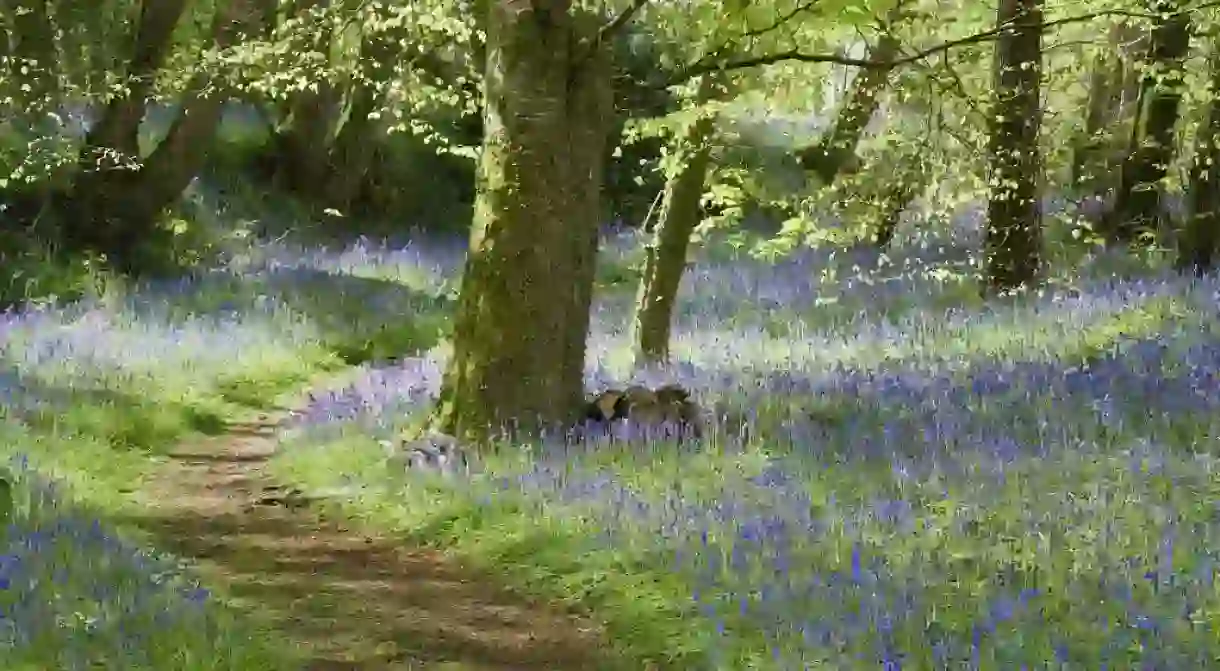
[1071,39,1116,188]
[796,29,900,184]
[631,76,718,366]
[325,8,401,212]
[1103,2,1191,246]
[63,0,190,258]
[1177,36,1220,275]
[64,0,260,270]
[80,0,191,165]
[271,0,340,193]
[1071,23,1144,190]
[871,156,925,248]
[4,0,57,121]
[984,0,1043,292]
[431,0,613,444]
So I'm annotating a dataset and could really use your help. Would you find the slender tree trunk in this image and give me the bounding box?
[796,28,901,184]
[984,0,1043,292]
[631,76,718,366]
[431,0,613,445]
[1116,23,1146,137]
[1177,37,1220,275]
[871,156,925,247]
[1103,2,1191,246]
[1071,37,1118,188]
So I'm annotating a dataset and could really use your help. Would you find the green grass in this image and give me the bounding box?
[262,274,1220,669]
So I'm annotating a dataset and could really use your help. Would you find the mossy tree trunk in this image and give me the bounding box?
[631,76,718,366]
[64,0,260,271]
[431,0,613,445]
[984,0,1044,292]
[1103,2,1191,246]
[1177,36,1220,275]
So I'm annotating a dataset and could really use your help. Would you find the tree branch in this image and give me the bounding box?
[664,3,1220,86]
[595,0,650,47]
[572,0,649,69]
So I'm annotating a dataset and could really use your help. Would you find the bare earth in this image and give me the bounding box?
[127,415,615,670]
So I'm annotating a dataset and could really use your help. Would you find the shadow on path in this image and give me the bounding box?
[121,416,614,671]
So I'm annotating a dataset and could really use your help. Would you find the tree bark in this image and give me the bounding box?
[431,0,613,444]
[1177,35,1220,275]
[80,0,191,165]
[4,0,57,120]
[631,76,717,366]
[796,30,900,184]
[984,0,1043,292]
[270,0,340,193]
[64,0,260,270]
[870,156,925,248]
[62,0,191,258]
[325,7,401,212]
[1071,36,1117,189]
[1103,2,1191,246]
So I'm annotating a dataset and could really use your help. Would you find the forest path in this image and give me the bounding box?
[124,410,612,670]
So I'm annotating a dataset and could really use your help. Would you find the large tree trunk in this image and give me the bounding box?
[631,76,718,366]
[431,0,613,444]
[1103,2,1191,246]
[64,0,260,270]
[984,0,1043,292]
[1177,36,1220,275]
[796,26,901,184]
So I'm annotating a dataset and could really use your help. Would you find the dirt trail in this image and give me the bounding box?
[126,414,613,671]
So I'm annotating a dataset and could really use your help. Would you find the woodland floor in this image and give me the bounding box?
[120,409,613,671]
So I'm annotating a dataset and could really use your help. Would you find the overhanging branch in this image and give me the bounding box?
[592,0,650,50]
[572,0,650,69]
[664,2,1220,86]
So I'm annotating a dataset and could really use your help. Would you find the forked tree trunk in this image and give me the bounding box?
[64,0,260,270]
[631,76,718,366]
[431,0,613,444]
[1104,2,1191,245]
[5,0,56,121]
[271,0,340,192]
[984,0,1043,292]
[796,26,901,184]
[79,0,191,165]
[325,7,401,211]
[64,0,191,257]
[1177,37,1220,275]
